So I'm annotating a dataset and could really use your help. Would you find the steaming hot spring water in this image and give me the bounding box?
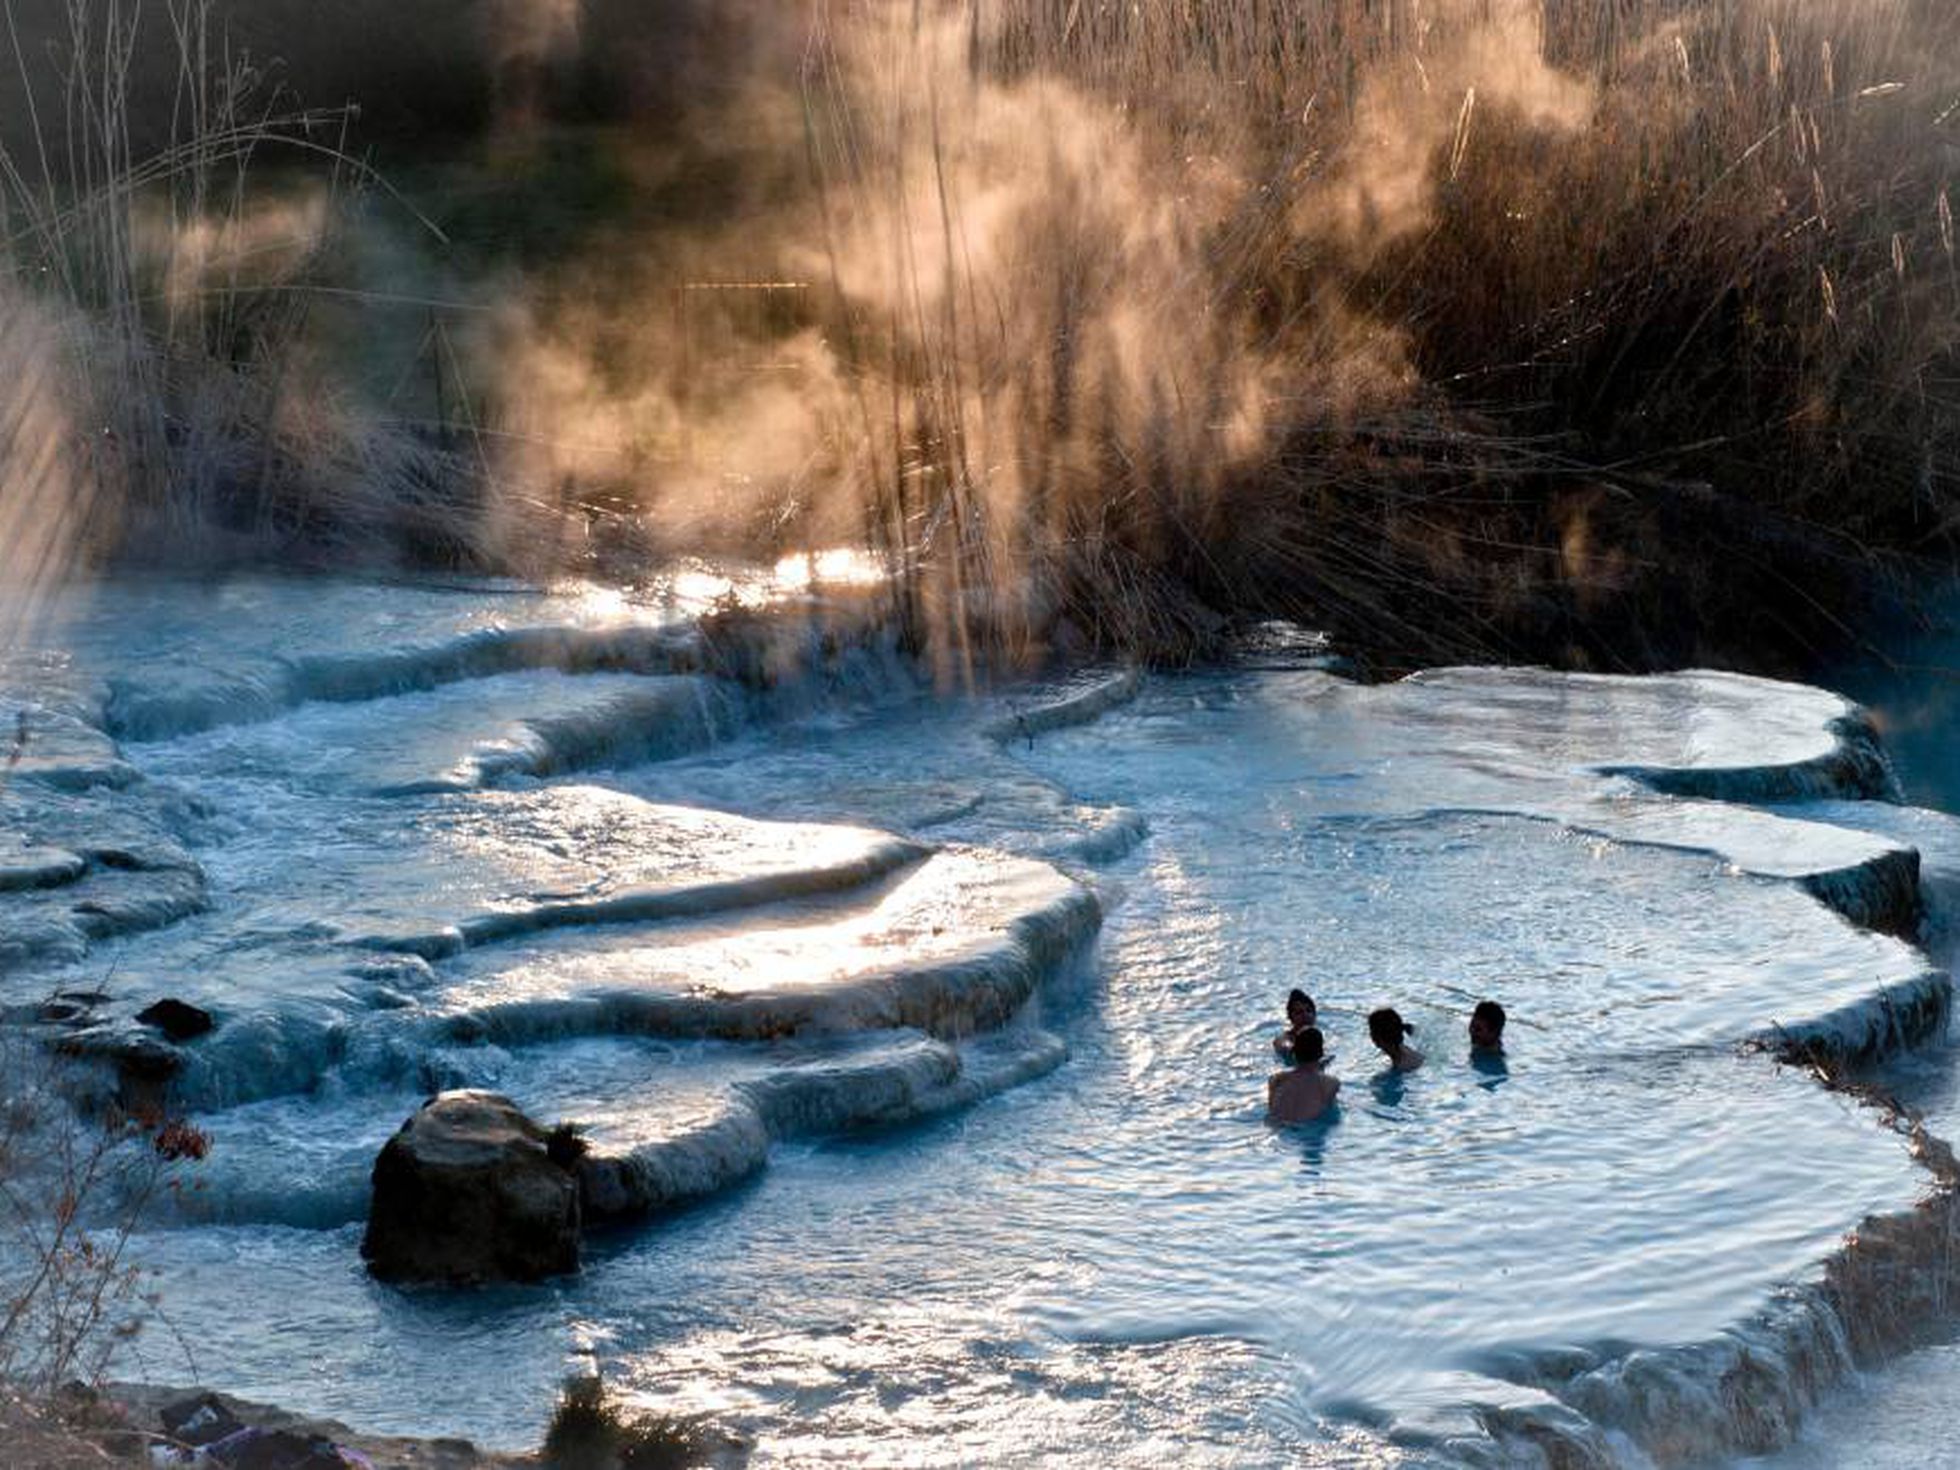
[9,573,1960,1466]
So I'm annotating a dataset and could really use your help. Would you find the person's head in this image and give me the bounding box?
[1291,1026,1325,1067]
[1368,1007,1413,1057]
[1286,989,1316,1028]
[1469,999,1507,1051]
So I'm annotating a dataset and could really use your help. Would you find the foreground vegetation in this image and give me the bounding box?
[3,0,1959,674]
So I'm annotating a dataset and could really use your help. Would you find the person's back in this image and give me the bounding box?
[1268,1027,1340,1124]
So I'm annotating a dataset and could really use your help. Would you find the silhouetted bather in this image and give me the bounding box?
[1367,1007,1423,1072]
[1272,988,1317,1061]
[1267,1026,1340,1124]
[1469,999,1506,1054]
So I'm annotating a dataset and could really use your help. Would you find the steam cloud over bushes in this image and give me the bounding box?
[3,0,1960,671]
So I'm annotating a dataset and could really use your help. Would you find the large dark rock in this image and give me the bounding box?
[361,1090,581,1285]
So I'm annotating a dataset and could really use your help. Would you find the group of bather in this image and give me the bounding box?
[1265,989,1507,1124]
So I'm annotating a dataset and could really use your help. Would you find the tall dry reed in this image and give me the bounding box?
[9,0,1959,672]
[0,0,533,635]
[782,0,1960,669]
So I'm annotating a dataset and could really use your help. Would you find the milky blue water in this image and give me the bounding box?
[3,577,1956,1466]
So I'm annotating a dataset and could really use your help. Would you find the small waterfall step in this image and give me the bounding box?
[424,844,1100,1045]
[13,794,1097,1112]
[1379,667,1897,801]
[154,1026,1069,1231]
[1,789,933,1095]
[138,670,739,798]
[352,791,929,959]
[153,845,1096,1110]
[1552,801,1925,940]
[69,782,925,970]
[0,779,206,977]
[90,577,902,743]
[1759,799,1960,942]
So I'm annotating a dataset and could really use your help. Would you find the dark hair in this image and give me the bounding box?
[1287,989,1315,1012]
[1292,1027,1325,1066]
[1472,999,1507,1035]
[1368,1007,1413,1053]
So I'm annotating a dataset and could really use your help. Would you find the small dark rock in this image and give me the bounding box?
[445,1012,490,1044]
[137,997,216,1041]
[160,1390,244,1448]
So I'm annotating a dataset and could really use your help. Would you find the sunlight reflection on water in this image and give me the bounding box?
[1,583,1939,1464]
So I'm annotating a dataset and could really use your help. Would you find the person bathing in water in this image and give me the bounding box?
[1469,999,1506,1054]
[1272,989,1316,1061]
[1267,1026,1340,1124]
[1368,1007,1423,1071]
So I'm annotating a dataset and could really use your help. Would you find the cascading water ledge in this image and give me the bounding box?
[99,592,912,746]
[1597,705,1900,805]
[1753,799,1960,942]
[1490,1279,1883,1468]
[1755,969,1953,1068]
[359,833,931,959]
[1532,804,1929,941]
[0,781,208,975]
[0,698,137,790]
[428,847,1101,1048]
[984,668,1142,748]
[576,1028,1071,1225]
[150,1027,1071,1233]
[101,624,690,742]
[118,834,1096,1118]
[465,678,743,786]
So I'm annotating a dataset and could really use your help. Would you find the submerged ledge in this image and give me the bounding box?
[1422,676,1956,1465]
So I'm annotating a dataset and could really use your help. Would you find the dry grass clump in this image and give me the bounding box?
[0,0,544,597]
[541,1376,709,1470]
[0,1028,211,1398]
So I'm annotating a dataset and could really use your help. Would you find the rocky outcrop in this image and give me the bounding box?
[137,998,216,1042]
[361,1091,581,1286]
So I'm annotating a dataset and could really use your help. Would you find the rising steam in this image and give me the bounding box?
[0,291,102,654]
[4,0,1957,670]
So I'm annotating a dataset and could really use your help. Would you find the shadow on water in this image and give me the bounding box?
[1827,587,1960,810]
[1472,1051,1510,1091]
[1368,1070,1409,1109]
[1276,1109,1341,1172]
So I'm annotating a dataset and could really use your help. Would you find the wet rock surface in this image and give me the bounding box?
[362,1090,582,1285]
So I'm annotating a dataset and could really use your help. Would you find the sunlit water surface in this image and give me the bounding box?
[2,578,1952,1466]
